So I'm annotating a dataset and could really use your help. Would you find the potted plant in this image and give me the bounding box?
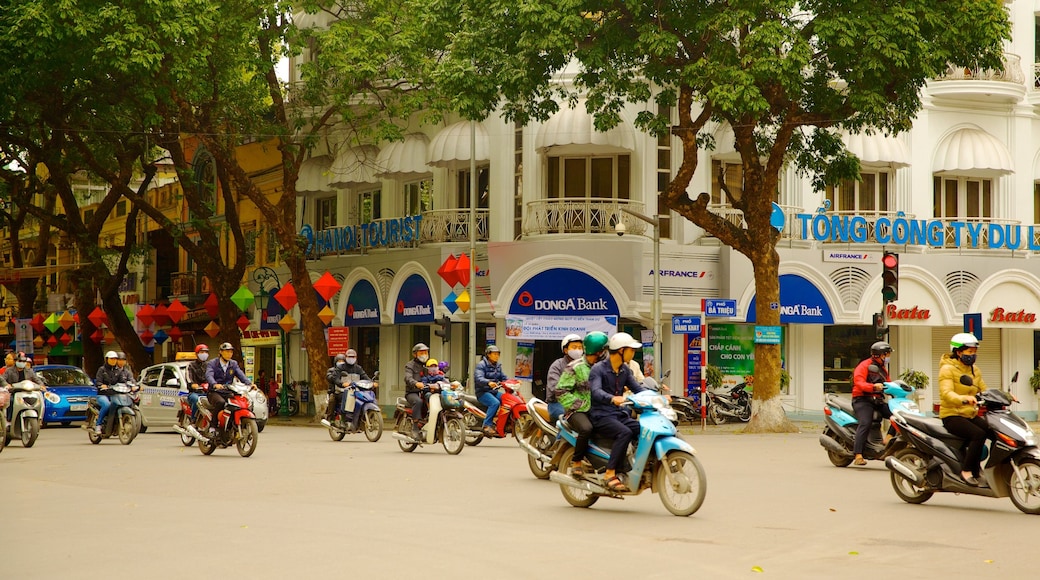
[899,368,930,406]
[704,364,723,391]
[1029,367,1040,394]
[779,369,791,395]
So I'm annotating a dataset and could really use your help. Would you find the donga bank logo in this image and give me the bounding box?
[780,304,824,317]
[517,291,608,312]
[347,304,378,320]
[396,300,431,317]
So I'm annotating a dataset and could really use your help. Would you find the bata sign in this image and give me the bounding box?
[887,304,931,320]
[989,308,1036,323]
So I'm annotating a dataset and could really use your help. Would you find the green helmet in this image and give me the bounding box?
[582,331,609,356]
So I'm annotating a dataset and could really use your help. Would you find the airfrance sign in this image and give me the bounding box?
[301,215,424,258]
[796,212,1040,250]
[509,268,619,316]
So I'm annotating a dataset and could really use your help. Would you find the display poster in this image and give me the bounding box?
[515,342,534,379]
[685,335,702,398]
[15,318,33,355]
[504,315,617,341]
[707,323,756,379]
[640,329,655,378]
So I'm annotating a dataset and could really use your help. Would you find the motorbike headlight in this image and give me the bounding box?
[255,393,267,404]
[661,408,678,422]
[44,392,62,404]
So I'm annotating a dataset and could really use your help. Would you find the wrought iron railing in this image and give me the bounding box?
[523,198,648,236]
[419,209,489,243]
[934,53,1024,85]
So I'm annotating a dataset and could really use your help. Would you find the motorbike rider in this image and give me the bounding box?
[93,351,124,434]
[403,343,432,439]
[939,333,990,486]
[186,344,211,422]
[204,342,252,434]
[588,332,646,493]
[2,352,46,420]
[546,334,583,423]
[556,331,609,477]
[475,344,508,438]
[321,350,370,428]
[851,341,894,466]
[115,351,134,379]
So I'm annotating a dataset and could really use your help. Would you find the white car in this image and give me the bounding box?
[137,361,268,433]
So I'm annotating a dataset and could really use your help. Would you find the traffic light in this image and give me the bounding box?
[881,252,899,303]
[873,312,889,340]
[434,315,451,343]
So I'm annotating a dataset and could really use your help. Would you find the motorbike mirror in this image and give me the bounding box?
[959,375,974,386]
[661,370,672,380]
[372,371,380,380]
[642,377,660,392]
[867,364,881,374]
[1011,371,1019,383]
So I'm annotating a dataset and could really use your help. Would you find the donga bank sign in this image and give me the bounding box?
[796,212,1040,250]
[509,268,619,316]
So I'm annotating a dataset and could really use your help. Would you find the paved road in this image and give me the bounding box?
[2,423,1037,579]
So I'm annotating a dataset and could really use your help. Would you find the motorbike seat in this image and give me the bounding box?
[530,401,551,422]
[825,394,855,417]
[899,413,964,447]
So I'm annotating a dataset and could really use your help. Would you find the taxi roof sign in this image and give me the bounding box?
[175,352,198,361]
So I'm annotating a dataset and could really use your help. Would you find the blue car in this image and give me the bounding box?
[36,364,97,426]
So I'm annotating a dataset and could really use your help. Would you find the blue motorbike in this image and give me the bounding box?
[327,378,383,442]
[548,389,707,517]
[819,369,922,467]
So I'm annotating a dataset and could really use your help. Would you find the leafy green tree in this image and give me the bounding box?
[427,0,1010,430]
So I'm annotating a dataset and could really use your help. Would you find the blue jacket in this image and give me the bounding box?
[474,357,507,396]
[588,359,644,420]
[205,358,250,387]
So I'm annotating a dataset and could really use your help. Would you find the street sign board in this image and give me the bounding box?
[754,325,782,344]
[704,299,737,318]
[671,315,701,335]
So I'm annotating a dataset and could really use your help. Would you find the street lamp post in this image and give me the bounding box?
[619,208,663,378]
[251,266,287,412]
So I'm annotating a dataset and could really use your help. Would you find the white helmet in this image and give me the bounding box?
[105,350,118,360]
[950,332,979,352]
[607,332,642,352]
[560,333,583,352]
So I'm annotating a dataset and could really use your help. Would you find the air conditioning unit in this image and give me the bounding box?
[200,276,213,294]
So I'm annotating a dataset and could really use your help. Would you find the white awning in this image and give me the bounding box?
[427,121,490,170]
[376,134,430,177]
[535,106,635,154]
[933,128,1013,177]
[842,132,911,168]
[711,123,741,163]
[296,155,333,196]
[329,145,382,188]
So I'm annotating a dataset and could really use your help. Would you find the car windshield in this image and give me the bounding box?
[38,368,93,386]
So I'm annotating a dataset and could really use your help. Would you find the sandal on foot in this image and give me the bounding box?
[853,457,867,466]
[570,463,585,477]
[603,475,627,493]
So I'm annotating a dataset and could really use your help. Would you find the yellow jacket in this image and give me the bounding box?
[937,353,988,419]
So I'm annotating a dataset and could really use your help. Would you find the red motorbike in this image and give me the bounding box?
[195,381,259,457]
[490,379,532,439]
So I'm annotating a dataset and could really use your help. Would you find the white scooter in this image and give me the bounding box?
[5,380,44,448]
[391,381,467,454]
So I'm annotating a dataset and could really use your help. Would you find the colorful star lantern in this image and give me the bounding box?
[90,329,104,343]
[87,307,108,328]
[231,286,255,312]
[167,326,183,342]
[137,304,155,327]
[123,304,135,323]
[153,329,169,345]
[278,314,297,333]
[274,283,297,310]
[437,254,461,287]
[166,299,187,324]
[73,312,80,325]
[455,289,471,314]
[60,334,72,346]
[454,253,472,287]
[313,272,342,302]
[31,314,46,334]
[152,303,170,327]
[59,311,75,330]
[236,315,250,332]
[204,321,221,338]
[204,293,220,319]
[44,313,61,333]
[33,336,44,348]
[103,330,115,344]
[140,329,154,345]
[46,335,58,347]
[443,290,459,314]
[317,305,335,326]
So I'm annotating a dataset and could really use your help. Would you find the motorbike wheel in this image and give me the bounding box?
[198,435,217,455]
[118,415,136,445]
[0,416,6,454]
[133,412,144,435]
[463,412,483,446]
[737,400,752,422]
[889,448,933,505]
[178,414,196,447]
[823,428,853,467]
[512,413,533,441]
[363,409,383,442]
[21,417,40,447]
[256,420,265,433]
[655,450,707,517]
[328,420,346,441]
[396,417,417,453]
[527,430,555,480]
[287,399,300,417]
[1008,457,1040,514]
[557,447,598,508]
[442,417,465,455]
[236,418,259,458]
[707,401,726,425]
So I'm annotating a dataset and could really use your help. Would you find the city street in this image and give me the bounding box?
[2,422,1038,579]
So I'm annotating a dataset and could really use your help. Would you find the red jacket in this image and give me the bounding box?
[852,357,890,398]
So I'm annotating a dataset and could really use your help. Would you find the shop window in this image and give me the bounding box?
[265,228,278,264]
[514,126,523,239]
[317,196,337,231]
[244,228,257,266]
[546,154,630,199]
[116,200,127,217]
[823,326,876,394]
[933,176,992,219]
[710,160,743,206]
[1033,182,1040,224]
[358,189,381,224]
[825,171,891,214]
[457,166,490,209]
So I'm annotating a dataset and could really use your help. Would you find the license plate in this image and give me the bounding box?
[70,404,87,411]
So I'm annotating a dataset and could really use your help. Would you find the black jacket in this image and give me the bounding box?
[403,358,429,395]
[95,364,129,389]
[187,360,209,389]
[326,363,369,389]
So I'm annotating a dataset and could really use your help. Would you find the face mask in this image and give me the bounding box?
[337,362,348,370]
[345,357,357,365]
[15,362,26,369]
[567,349,583,360]
[198,353,209,362]
[417,354,429,363]
[959,354,977,367]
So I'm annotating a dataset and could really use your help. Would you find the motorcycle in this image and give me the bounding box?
[196,381,259,458]
[391,381,466,454]
[886,372,1040,515]
[461,392,486,446]
[327,377,383,442]
[518,396,559,479]
[4,379,43,448]
[172,383,209,447]
[706,377,752,424]
[819,368,922,467]
[548,389,707,516]
[460,379,530,444]
[279,382,301,416]
[84,382,139,445]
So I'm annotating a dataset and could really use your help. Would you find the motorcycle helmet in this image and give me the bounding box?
[116,352,127,360]
[484,345,500,355]
[334,353,347,363]
[412,342,430,354]
[607,332,642,352]
[560,333,583,352]
[219,342,234,351]
[105,350,118,360]
[870,341,892,357]
[582,331,609,356]
[345,348,358,357]
[438,360,450,372]
[194,344,209,355]
[426,358,439,368]
[950,332,979,352]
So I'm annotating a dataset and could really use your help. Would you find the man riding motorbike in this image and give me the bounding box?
[475,345,508,438]
[204,342,252,435]
[93,351,128,434]
[2,352,46,423]
[851,341,894,466]
[186,344,210,422]
[588,332,646,493]
[546,334,583,423]
[556,331,609,477]
[403,343,432,440]
[322,349,371,428]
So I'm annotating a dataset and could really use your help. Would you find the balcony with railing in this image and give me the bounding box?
[700,203,804,243]
[418,209,489,243]
[928,52,1026,103]
[170,271,212,300]
[523,198,648,236]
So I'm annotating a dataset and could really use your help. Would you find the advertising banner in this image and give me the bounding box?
[504,315,618,341]
[15,318,33,355]
[515,342,534,379]
[707,323,756,376]
[640,329,655,378]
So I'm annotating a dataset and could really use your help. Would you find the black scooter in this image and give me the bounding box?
[886,372,1040,514]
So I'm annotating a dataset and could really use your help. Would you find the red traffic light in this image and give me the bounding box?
[881,252,899,303]
[882,253,899,269]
